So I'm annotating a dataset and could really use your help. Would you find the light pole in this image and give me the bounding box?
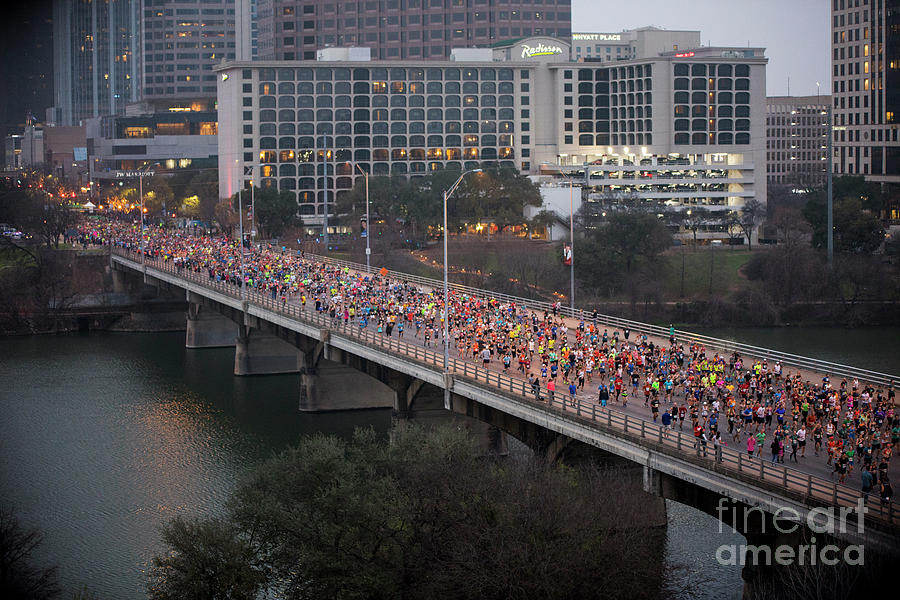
[249,165,256,244]
[238,183,247,300]
[355,163,370,273]
[442,168,482,410]
[319,136,332,251]
[557,163,578,313]
[138,162,159,277]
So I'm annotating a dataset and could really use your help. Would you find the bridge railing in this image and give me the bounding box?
[112,248,898,532]
[302,251,898,389]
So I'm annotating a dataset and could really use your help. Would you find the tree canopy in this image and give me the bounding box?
[233,187,300,239]
[338,167,541,243]
[803,177,885,253]
[148,426,662,600]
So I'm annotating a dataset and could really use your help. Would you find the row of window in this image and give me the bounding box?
[676,105,750,117]
[258,109,516,128]
[260,80,517,96]
[576,80,653,93]
[258,95,516,109]
[674,63,752,77]
[674,91,751,105]
[673,132,751,145]
[260,135,513,151]
[575,65,653,80]
[255,66,519,82]
[572,134,652,146]
[674,78,751,91]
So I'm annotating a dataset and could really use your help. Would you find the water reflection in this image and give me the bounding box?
[1,332,745,598]
[0,332,390,598]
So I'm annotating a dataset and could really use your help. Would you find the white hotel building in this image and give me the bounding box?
[216,35,767,224]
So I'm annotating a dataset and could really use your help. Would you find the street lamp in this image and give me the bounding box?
[557,163,578,313]
[138,162,160,277]
[354,163,371,273]
[442,168,481,410]
[238,182,247,301]
[318,135,333,251]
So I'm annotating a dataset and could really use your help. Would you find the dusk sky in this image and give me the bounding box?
[573,0,830,98]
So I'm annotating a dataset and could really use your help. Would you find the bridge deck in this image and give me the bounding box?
[112,250,899,544]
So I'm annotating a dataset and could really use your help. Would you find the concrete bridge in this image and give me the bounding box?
[110,248,899,566]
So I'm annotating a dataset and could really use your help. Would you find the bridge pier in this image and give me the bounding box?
[111,268,128,294]
[299,357,396,412]
[185,303,238,348]
[234,325,303,376]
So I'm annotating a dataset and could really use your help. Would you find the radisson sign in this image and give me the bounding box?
[521,42,564,58]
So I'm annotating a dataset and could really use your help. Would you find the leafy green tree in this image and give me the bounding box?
[151,426,663,600]
[187,170,219,222]
[803,180,885,253]
[147,517,264,600]
[243,187,299,238]
[143,175,174,218]
[455,167,542,233]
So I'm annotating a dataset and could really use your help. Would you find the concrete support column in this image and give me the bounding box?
[111,268,128,294]
[299,356,395,412]
[185,303,238,348]
[234,326,303,376]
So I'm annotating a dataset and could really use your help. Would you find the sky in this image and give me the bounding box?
[572,0,830,97]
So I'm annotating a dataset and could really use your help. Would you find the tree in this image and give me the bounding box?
[152,426,663,600]
[597,211,671,274]
[246,187,300,238]
[187,171,219,222]
[0,506,61,599]
[681,207,710,248]
[459,167,542,234]
[147,517,264,600]
[530,209,560,239]
[737,198,764,251]
[803,189,885,254]
[143,175,174,220]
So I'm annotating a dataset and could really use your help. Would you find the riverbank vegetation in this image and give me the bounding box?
[148,425,664,600]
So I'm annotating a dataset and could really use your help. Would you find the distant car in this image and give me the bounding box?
[0,225,23,239]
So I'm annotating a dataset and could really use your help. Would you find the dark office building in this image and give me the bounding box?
[256,0,572,61]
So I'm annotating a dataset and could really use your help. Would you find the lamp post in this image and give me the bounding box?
[138,162,159,278]
[238,182,247,300]
[319,135,332,251]
[557,163,578,313]
[355,163,371,273]
[442,168,482,409]
[249,165,256,244]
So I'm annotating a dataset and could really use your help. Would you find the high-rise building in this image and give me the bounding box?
[832,1,900,179]
[256,0,572,61]
[217,36,767,229]
[831,0,900,220]
[141,0,239,110]
[52,0,142,126]
[766,95,829,186]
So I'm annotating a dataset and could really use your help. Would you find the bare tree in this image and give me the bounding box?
[0,506,60,599]
[738,198,764,251]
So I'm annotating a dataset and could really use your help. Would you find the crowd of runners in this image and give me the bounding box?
[76,219,897,505]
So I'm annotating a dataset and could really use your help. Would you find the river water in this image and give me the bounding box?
[691,326,900,376]
[0,331,744,599]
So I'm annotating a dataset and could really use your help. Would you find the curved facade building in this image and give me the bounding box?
[217,36,767,224]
